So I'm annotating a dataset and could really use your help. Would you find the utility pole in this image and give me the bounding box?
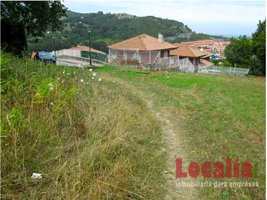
[53,36,56,59]
[88,29,92,65]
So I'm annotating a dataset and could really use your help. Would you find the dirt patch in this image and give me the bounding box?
[147,101,198,200]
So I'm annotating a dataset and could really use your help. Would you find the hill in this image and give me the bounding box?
[27,10,226,53]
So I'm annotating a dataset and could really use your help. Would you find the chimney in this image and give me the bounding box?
[158,33,164,43]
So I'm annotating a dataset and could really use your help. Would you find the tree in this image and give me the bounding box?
[251,20,266,75]
[1,1,67,56]
[224,20,266,76]
[224,36,252,68]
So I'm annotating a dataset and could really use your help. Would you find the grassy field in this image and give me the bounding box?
[2,58,265,199]
[97,66,266,199]
[1,56,167,199]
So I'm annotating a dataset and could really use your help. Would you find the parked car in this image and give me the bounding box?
[34,52,56,64]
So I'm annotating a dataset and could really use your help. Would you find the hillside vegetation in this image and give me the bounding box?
[27,10,225,53]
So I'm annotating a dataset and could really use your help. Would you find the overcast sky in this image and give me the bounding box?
[63,0,266,37]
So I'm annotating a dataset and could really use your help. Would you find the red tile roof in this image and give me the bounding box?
[108,34,177,51]
[170,45,207,58]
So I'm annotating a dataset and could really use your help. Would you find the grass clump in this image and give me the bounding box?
[1,55,166,199]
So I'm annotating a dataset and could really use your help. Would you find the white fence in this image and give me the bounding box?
[199,66,250,76]
[56,49,81,57]
[145,57,195,73]
[56,49,108,65]
[108,49,196,72]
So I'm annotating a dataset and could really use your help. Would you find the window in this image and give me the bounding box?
[138,54,142,62]
[164,51,168,58]
[110,50,117,58]
[170,57,174,64]
[133,52,142,62]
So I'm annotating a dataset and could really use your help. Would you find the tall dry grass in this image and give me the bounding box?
[1,54,166,199]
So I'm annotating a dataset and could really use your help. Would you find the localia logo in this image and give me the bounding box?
[176,158,252,178]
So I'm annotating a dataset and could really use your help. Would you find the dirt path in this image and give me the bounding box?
[102,74,198,200]
[146,100,198,200]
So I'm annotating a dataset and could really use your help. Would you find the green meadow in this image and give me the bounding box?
[1,56,265,199]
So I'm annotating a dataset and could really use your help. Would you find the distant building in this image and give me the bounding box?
[181,40,230,57]
[169,43,214,68]
[170,43,205,65]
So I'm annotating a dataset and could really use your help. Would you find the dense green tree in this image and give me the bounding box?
[225,20,266,75]
[1,1,66,56]
[251,20,266,75]
[224,36,252,68]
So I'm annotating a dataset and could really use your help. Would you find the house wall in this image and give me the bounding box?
[188,57,200,66]
[108,49,161,65]
[178,56,200,66]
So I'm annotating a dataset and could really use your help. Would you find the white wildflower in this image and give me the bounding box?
[80,79,84,83]
[50,87,53,91]
[98,78,102,82]
[31,173,42,179]
[89,69,92,72]
[62,80,64,83]
[92,72,96,76]
[36,93,40,96]
[48,83,53,87]
[92,77,95,80]
[67,73,70,76]
[50,102,54,106]
[57,77,60,80]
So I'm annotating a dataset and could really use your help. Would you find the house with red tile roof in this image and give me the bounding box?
[169,43,214,68]
[107,33,214,69]
[108,33,177,64]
